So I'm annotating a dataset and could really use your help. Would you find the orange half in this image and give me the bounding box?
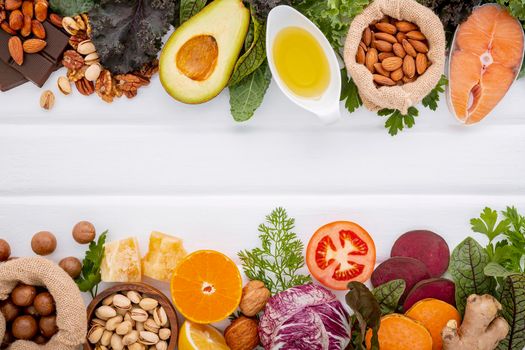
[170,250,242,324]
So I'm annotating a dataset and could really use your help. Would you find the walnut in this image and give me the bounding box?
[136,60,159,79]
[62,50,84,70]
[224,316,259,350]
[67,66,87,82]
[239,280,270,317]
[114,74,149,99]
[95,70,115,103]
[75,77,94,96]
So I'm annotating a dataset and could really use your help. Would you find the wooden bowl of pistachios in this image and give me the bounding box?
[84,283,178,350]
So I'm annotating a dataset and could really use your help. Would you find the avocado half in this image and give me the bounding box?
[160,0,250,104]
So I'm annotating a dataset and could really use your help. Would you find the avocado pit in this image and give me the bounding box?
[176,35,219,81]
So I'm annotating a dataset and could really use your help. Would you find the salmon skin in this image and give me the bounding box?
[448,4,524,125]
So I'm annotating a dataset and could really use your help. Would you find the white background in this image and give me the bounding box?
[1,63,525,311]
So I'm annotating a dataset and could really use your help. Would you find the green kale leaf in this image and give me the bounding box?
[346,282,381,350]
[340,68,362,114]
[179,0,207,24]
[372,279,406,315]
[89,0,175,74]
[49,0,94,16]
[497,274,525,350]
[229,61,272,122]
[449,237,496,314]
[378,107,419,136]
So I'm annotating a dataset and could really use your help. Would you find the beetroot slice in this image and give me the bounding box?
[403,278,456,311]
[371,257,431,301]
[391,230,450,277]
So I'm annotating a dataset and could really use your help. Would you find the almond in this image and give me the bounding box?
[374,63,390,77]
[374,32,397,44]
[31,19,45,39]
[20,14,31,37]
[374,40,392,52]
[378,52,395,61]
[395,21,418,32]
[5,0,22,11]
[359,41,367,52]
[49,13,63,28]
[403,76,416,84]
[396,32,407,43]
[34,1,47,22]
[390,68,404,81]
[403,55,416,78]
[392,43,406,58]
[23,38,46,53]
[362,27,372,46]
[406,31,426,41]
[375,22,397,35]
[8,36,23,65]
[402,39,417,57]
[373,74,396,86]
[408,39,428,53]
[22,0,33,18]
[1,21,17,35]
[382,56,403,71]
[416,53,428,75]
[365,48,378,73]
[356,45,366,64]
[9,9,23,31]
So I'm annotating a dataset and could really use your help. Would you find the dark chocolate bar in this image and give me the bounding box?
[0,60,27,92]
[0,21,69,88]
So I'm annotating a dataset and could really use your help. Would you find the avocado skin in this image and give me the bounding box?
[160,0,250,104]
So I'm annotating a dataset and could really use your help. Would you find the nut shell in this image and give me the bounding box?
[72,220,96,244]
[0,239,11,261]
[224,316,259,350]
[239,280,270,317]
[12,315,38,339]
[11,284,36,307]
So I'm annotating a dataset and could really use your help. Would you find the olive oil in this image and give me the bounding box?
[273,27,330,99]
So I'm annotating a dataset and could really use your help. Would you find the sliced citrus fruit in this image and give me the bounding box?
[178,321,229,350]
[170,250,242,323]
[306,221,376,290]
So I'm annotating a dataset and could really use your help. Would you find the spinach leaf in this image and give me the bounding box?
[49,0,94,16]
[229,61,272,122]
[497,274,525,350]
[449,237,496,314]
[180,0,207,24]
[229,9,266,86]
[372,279,406,315]
[346,282,381,350]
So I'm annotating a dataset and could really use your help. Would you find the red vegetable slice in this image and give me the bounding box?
[307,221,376,290]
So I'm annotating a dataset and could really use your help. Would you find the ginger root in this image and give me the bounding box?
[442,294,509,350]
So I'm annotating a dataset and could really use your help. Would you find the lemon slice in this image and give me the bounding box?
[178,321,230,350]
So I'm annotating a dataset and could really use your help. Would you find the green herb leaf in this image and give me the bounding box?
[346,282,381,350]
[180,0,207,24]
[229,61,272,122]
[340,68,362,114]
[372,279,406,315]
[449,237,496,314]
[471,207,511,242]
[497,273,525,350]
[378,107,419,136]
[229,9,266,86]
[49,0,94,16]
[238,207,311,294]
[422,74,448,111]
[76,230,107,298]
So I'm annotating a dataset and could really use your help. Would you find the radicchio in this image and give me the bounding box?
[259,284,351,349]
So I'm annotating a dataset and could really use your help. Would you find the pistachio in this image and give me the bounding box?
[100,330,112,346]
[95,345,108,350]
[85,63,101,82]
[153,307,168,327]
[144,318,160,333]
[139,331,159,345]
[158,328,171,341]
[39,90,54,110]
[116,320,133,335]
[91,318,106,327]
[84,52,99,65]
[77,40,96,55]
[105,315,123,331]
[88,325,104,344]
[127,291,142,304]
[110,333,124,350]
[131,308,149,323]
[96,305,117,320]
[61,16,79,35]
[123,330,139,346]
[139,298,158,311]
[128,343,146,350]
[102,295,114,306]
[135,321,145,332]
[156,340,168,350]
[57,76,71,95]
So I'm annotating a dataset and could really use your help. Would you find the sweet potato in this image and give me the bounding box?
[371,256,430,300]
[403,278,456,311]
[406,298,461,350]
[391,230,450,277]
[365,313,433,350]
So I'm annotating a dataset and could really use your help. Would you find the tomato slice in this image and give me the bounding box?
[306,221,376,290]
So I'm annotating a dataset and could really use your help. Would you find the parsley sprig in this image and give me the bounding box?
[76,230,107,298]
[238,208,311,294]
[422,75,448,111]
[341,68,362,113]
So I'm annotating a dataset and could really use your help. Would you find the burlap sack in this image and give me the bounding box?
[0,257,87,350]
[343,0,446,113]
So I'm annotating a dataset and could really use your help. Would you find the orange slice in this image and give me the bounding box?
[170,250,242,324]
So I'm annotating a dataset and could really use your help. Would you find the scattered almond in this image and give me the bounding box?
[408,39,428,53]
[23,38,46,53]
[402,39,417,57]
[34,1,47,22]
[373,74,396,86]
[1,21,17,35]
[375,22,397,35]
[374,32,397,44]
[392,43,406,58]
[20,14,31,37]
[362,27,372,46]
[40,90,55,110]
[416,53,428,75]
[406,31,426,41]
[365,47,378,73]
[374,40,392,52]
[21,0,33,18]
[31,19,45,39]
[396,32,407,43]
[5,0,22,11]
[9,9,23,31]
[378,52,395,61]
[395,21,418,32]
[356,46,365,64]
[8,36,23,65]
[49,13,63,28]
[57,76,72,95]
[374,62,390,77]
[391,68,404,82]
[382,56,403,71]
[403,55,416,78]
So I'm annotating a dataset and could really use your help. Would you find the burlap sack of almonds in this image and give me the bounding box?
[343,0,446,113]
[0,257,87,350]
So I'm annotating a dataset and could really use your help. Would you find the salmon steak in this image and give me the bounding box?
[449,4,524,125]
